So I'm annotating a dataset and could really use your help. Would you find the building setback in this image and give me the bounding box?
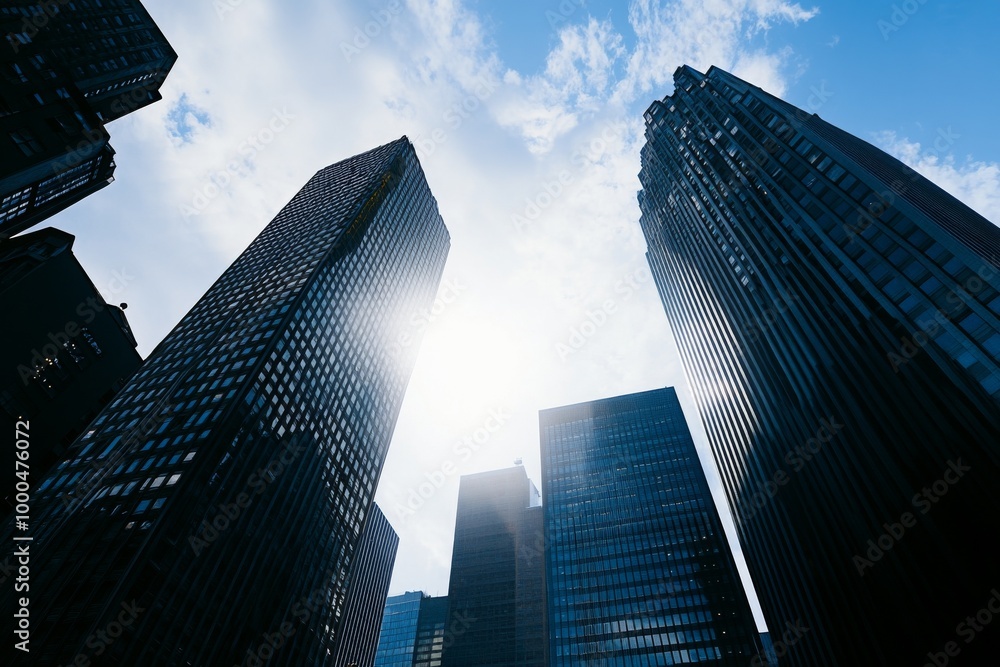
[540,387,761,665]
[0,227,142,513]
[0,137,449,665]
[638,65,1000,664]
[330,505,400,667]
[441,466,546,667]
[0,1,176,238]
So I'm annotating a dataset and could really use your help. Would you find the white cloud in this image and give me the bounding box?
[493,18,626,153]
[874,131,1000,225]
[48,0,838,634]
[615,0,817,104]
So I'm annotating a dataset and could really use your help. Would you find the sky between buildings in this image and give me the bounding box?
[45,0,1000,631]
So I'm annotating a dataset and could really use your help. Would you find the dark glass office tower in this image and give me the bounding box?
[374,592,450,667]
[638,65,1000,665]
[540,387,761,666]
[0,1,176,237]
[375,592,424,667]
[412,595,449,667]
[330,505,400,667]
[0,227,141,512]
[442,466,546,667]
[1,137,449,666]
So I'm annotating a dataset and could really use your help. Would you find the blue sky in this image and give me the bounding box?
[44,0,1000,632]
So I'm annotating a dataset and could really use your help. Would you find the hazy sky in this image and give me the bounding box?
[47,0,1000,631]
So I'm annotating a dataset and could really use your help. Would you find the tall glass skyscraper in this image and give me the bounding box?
[330,504,400,667]
[412,595,449,667]
[442,466,546,667]
[1,137,449,665]
[374,592,450,667]
[638,65,1000,665]
[375,592,425,667]
[540,387,761,665]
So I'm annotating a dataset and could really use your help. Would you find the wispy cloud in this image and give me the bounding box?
[874,131,1000,224]
[614,0,818,104]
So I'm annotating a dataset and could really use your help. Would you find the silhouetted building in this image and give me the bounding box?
[330,505,400,667]
[540,387,761,665]
[638,65,1000,665]
[412,595,449,667]
[442,466,546,667]
[0,1,176,237]
[0,137,449,665]
[0,227,141,512]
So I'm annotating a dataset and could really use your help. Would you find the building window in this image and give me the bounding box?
[9,130,43,156]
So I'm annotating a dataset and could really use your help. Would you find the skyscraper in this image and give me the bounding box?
[0,227,142,512]
[540,387,762,665]
[330,505,400,667]
[412,595,449,667]
[0,1,176,237]
[442,466,546,667]
[375,592,424,667]
[374,592,451,667]
[638,65,1000,664]
[2,137,449,665]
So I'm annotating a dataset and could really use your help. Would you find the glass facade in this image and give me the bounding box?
[375,592,424,667]
[0,137,449,665]
[442,466,546,667]
[540,387,761,666]
[413,596,449,667]
[330,504,400,667]
[638,65,1000,665]
[0,1,176,237]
